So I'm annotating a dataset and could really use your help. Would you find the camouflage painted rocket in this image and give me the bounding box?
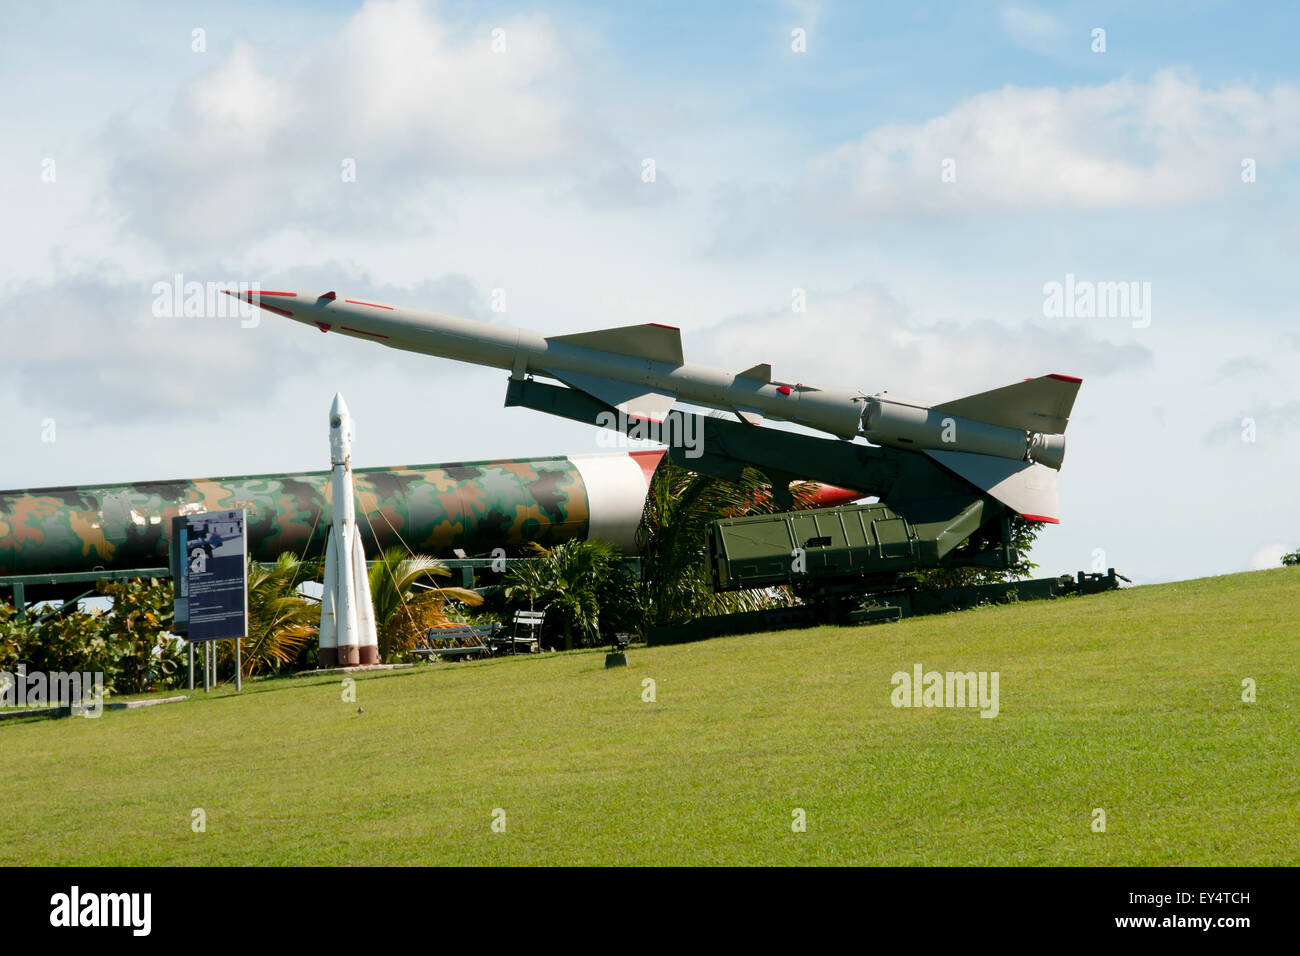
[0,451,664,577]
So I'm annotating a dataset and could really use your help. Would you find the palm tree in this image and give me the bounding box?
[367,546,483,661]
[226,553,319,677]
[500,549,551,613]
[635,458,820,627]
[502,539,636,649]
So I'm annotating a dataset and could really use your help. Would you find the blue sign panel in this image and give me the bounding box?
[172,509,248,643]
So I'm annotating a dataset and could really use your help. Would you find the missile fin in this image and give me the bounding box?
[934,375,1081,434]
[350,525,379,660]
[547,324,684,366]
[733,405,765,425]
[544,368,677,423]
[736,363,772,382]
[319,529,339,652]
[924,449,1060,523]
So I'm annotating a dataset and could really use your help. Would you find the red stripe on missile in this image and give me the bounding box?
[628,449,665,486]
[1021,514,1060,524]
[1048,374,1082,383]
[221,289,297,300]
[341,326,390,339]
[316,323,331,333]
[650,322,679,330]
[219,289,297,316]
[345,299,395,310]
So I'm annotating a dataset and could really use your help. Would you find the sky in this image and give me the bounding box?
[2,0,1297,584]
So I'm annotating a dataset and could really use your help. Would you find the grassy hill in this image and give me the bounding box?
[2,568,1296,866]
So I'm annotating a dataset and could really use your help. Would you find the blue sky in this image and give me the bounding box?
[2,0,1297,583]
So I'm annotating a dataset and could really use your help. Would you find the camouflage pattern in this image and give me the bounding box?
[0,456,611,576]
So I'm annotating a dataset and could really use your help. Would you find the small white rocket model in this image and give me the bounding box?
[319,393,380,668]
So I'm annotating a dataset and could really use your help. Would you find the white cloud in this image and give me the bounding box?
[106,0,601,249]
[688,283,1151,400]
[805,70,1300,216]
[1000,5,1063,54]
[0,266,493,424]
[1203,401,1300,445]
[1251,544,1289,570]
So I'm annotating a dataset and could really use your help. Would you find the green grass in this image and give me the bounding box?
[2,568,1297,865]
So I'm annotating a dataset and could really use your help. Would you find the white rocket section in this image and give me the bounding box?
[319,393,380,668]
[570,453,656,553]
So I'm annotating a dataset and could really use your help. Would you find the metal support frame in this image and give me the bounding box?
[505,375,1014,545]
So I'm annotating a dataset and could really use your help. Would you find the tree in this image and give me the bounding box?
[501,539,638,649]
[367,546,483,662]
[0,578,185,696]
[911,515,1042,590]
[635,458,819,627]
[97,576,184,693]
[1283,548,1300,567]
[221,553,320,678]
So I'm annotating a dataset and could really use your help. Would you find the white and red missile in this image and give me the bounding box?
[228,290,1081,522]
[319,392,380,668]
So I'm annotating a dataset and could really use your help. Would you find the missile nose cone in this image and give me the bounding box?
[221,287,305,319]
[330,393,352,433]
[329,393,352,464]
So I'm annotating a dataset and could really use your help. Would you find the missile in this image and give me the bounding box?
[231,289,1082,522]
[319,393,379,668]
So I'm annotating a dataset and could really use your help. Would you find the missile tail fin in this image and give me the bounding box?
[934,374,1081,434]
[924,449,1060,523]
[547,323,684,365]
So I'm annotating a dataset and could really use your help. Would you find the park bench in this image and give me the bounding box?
[411,623,499,662]
[486,609,545,655]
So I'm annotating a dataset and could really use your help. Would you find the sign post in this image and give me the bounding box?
[171,509,249,692]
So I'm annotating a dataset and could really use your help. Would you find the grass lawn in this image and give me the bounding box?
[2,568,1296,865]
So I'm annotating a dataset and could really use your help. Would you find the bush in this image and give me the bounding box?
[0,577,186,696]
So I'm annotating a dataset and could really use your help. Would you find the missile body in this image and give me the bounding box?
[0,452,666,579]
[233,290,1081,522]
[319,393,379,668]
[231,290,865,438]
